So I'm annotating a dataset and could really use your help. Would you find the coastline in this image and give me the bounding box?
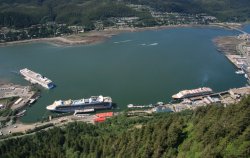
[212,23,250,83]
[0,22,248,129]
[0,23,239,47]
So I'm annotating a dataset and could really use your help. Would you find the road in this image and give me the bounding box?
[0,114,96,140]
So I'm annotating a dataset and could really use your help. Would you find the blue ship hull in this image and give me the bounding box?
[50,102,112,113]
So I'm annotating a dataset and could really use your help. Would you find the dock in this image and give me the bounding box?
[226,55,246,69]
[153,86,250,113]
[0,84,36,110]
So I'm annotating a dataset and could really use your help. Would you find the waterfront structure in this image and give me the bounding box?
[94,117,106,123]
[96,112,113,118]
[172,87,213,99]
[159,87,250,113]
[20,68,54,89]
[127,104,153,108]
[152,106,174,113]
[46,95,112,112]
[94,112,114,123]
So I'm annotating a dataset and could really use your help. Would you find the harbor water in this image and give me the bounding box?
[0,26,247,123]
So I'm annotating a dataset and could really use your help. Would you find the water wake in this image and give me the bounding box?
[139,43,159,46]
[201,74,208,86]
[149,43,158,46]
[114,40,132,44]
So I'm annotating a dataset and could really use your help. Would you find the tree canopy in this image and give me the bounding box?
[0,0,250,28]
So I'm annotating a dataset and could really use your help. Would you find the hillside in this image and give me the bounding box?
[0,96,249,157]
[0,0,250,29]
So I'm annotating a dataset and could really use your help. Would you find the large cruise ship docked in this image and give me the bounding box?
[172,87,213,99]
[46,95,112,112]
[20,68,54,89]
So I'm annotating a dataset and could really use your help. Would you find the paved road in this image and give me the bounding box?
[0,114,96,141]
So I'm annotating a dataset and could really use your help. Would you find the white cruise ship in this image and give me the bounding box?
[172,87,213,99]
[46,95,112,112]
[20,68,54,89]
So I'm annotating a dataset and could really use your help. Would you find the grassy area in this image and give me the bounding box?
[0,97,18,117]
[0,97,17,106]
[0,108,13,117]
[0,98,8,105]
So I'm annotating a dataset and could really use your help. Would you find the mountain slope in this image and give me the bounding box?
[0,0,250,29]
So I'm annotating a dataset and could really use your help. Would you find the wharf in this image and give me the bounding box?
[1,86,250,138]
[214,32,250,80]
[0,84,36,110]
[226,55,246,69]
[127,110,153,116]
[153,86,250,113]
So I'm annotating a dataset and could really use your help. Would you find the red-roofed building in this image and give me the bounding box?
[95,112,113,118]
[94,117,106,123]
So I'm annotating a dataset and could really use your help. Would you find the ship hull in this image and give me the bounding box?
[49,102,112,113]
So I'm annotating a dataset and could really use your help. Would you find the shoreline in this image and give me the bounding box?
[1,86,250,138]
[0,22,248,125]
[0,23,243,47]
[0,23,248,137]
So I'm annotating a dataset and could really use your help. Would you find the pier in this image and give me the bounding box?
[1,86,250,138]
[214,24,250,81]
[153,86,250,113]
[0,84,36,111]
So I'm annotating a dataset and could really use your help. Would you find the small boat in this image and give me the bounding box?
[29,98,37,104]
[245,74,248,79]
[16,110,26,117]
[235,70,244,74]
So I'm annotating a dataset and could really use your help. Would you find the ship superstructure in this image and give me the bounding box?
[172,87,213,99]
[46,95,112,112]
[20,68,54,89]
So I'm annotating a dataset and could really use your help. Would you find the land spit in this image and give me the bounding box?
[0,23,242,47]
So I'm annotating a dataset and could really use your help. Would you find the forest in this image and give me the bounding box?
[0,96,249,157]
[0,0,250,29]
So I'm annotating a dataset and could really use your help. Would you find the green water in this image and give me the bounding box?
[0,27,247,123]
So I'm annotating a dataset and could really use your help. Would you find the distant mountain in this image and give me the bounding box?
[193,0,250,21]
[0,0,249,28]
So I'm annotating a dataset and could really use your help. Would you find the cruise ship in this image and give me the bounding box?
[20,68,54,89]
[172,87,213,99]
[46,95,112,112]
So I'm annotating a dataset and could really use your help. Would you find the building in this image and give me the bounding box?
[152,105,174,113]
